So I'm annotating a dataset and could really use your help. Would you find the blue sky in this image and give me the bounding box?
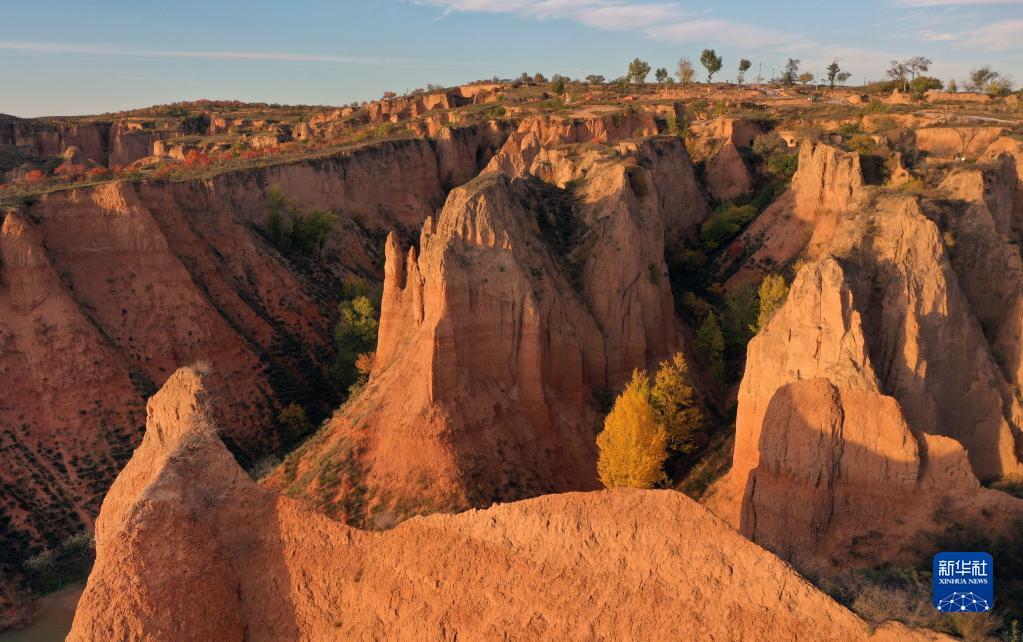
[3,0,1021,117]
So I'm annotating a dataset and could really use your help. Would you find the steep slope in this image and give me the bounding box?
[268,138,707,524]
[725,141,867,288]
[708,258,1023,571]
[484,110,661,177]
[0,133,505,625]
[69,367,946,642]
[926,145,1023,397]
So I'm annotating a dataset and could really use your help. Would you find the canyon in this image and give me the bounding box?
[3,77,1023,639]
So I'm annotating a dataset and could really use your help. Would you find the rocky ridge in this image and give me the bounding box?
[69,367,948,642]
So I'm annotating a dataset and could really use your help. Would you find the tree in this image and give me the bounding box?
[947,78,958,93]
[534,72,547,83]
[756,274,789,331]
[723,285,758,354]
[696,313,726,385]
[278,403,313,445]
[333,296,379,395]
[906,56,932,80]
[628,58,651,85]
[650,353,705,454]
[676,57,696,89]
[737,59,752,87]
[798,71,814,86]
[986,76,1015,97]
[596,370,668,489]
[909,76,942,95]
[700,49,723,83]
[781,58,800,86]
[887,60,910,91]
[826,61,841,91]
[585,74,606,85]
[968,66,999,92]
[550,75,566,95]
[655,67,669,85]
[836,71,852,86]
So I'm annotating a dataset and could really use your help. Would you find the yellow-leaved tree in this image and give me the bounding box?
[650,352,705,455]
[596,370,669,489]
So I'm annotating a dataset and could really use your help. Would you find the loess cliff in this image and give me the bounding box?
[0,130,506,621]
[266,135,708,524]
[68,367,947,642]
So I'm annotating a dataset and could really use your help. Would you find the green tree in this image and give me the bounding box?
[909,76,942,95]
[650,353,705,454]
[781,58,800,86]
[700,49,723,83]
[826,61,841,91]
[723,285,758,354]
[333,296,379,395]
[798,71,814,86]
[967,66,1002,93]
[676,57,696,89]
[550,75,566,95]
[596,370,668,489]
[696,313,726,385]
[655,67,669,85]
[737,59,752,87]
[263,187,336,257]
[628,58,652,85]
[585,74,606,85]
[756,274,789,331]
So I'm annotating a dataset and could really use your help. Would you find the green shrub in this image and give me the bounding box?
[700,203,758,251]
[263,187,337,257]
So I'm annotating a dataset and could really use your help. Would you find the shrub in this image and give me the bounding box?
[23,531,94,594]
[766,152,798,179]
[23,169,47,184]
[756,274,789,331]
[909,76,943,95]
[278,403,313,445]
[263,188,337,257]
[700,203,758,251]
[332,296,379,396]
[596,370,668,489]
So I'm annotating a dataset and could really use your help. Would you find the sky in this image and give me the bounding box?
[2,0,1022,117]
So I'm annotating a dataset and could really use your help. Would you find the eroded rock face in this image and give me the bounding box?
[914,126,1007,160]
[709,248,1023,572]
[0,134,507,622]
[726,142,866,288]
[927,155,1023,398]
[69,368,946,642]
[829,196,1023,480]
[485,111,660,177]
[269,139,707,523]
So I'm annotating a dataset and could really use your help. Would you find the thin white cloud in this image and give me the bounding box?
[919,19,1023,50]
[0,41,389,64]
[415,0,793,48]
[895,0,1023,5]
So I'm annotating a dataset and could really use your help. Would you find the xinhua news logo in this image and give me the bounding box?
[933,552,994,613]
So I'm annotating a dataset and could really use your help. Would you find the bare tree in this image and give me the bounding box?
[676,57,696,89]
[887,60,910,91]
[906,56,932,80]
